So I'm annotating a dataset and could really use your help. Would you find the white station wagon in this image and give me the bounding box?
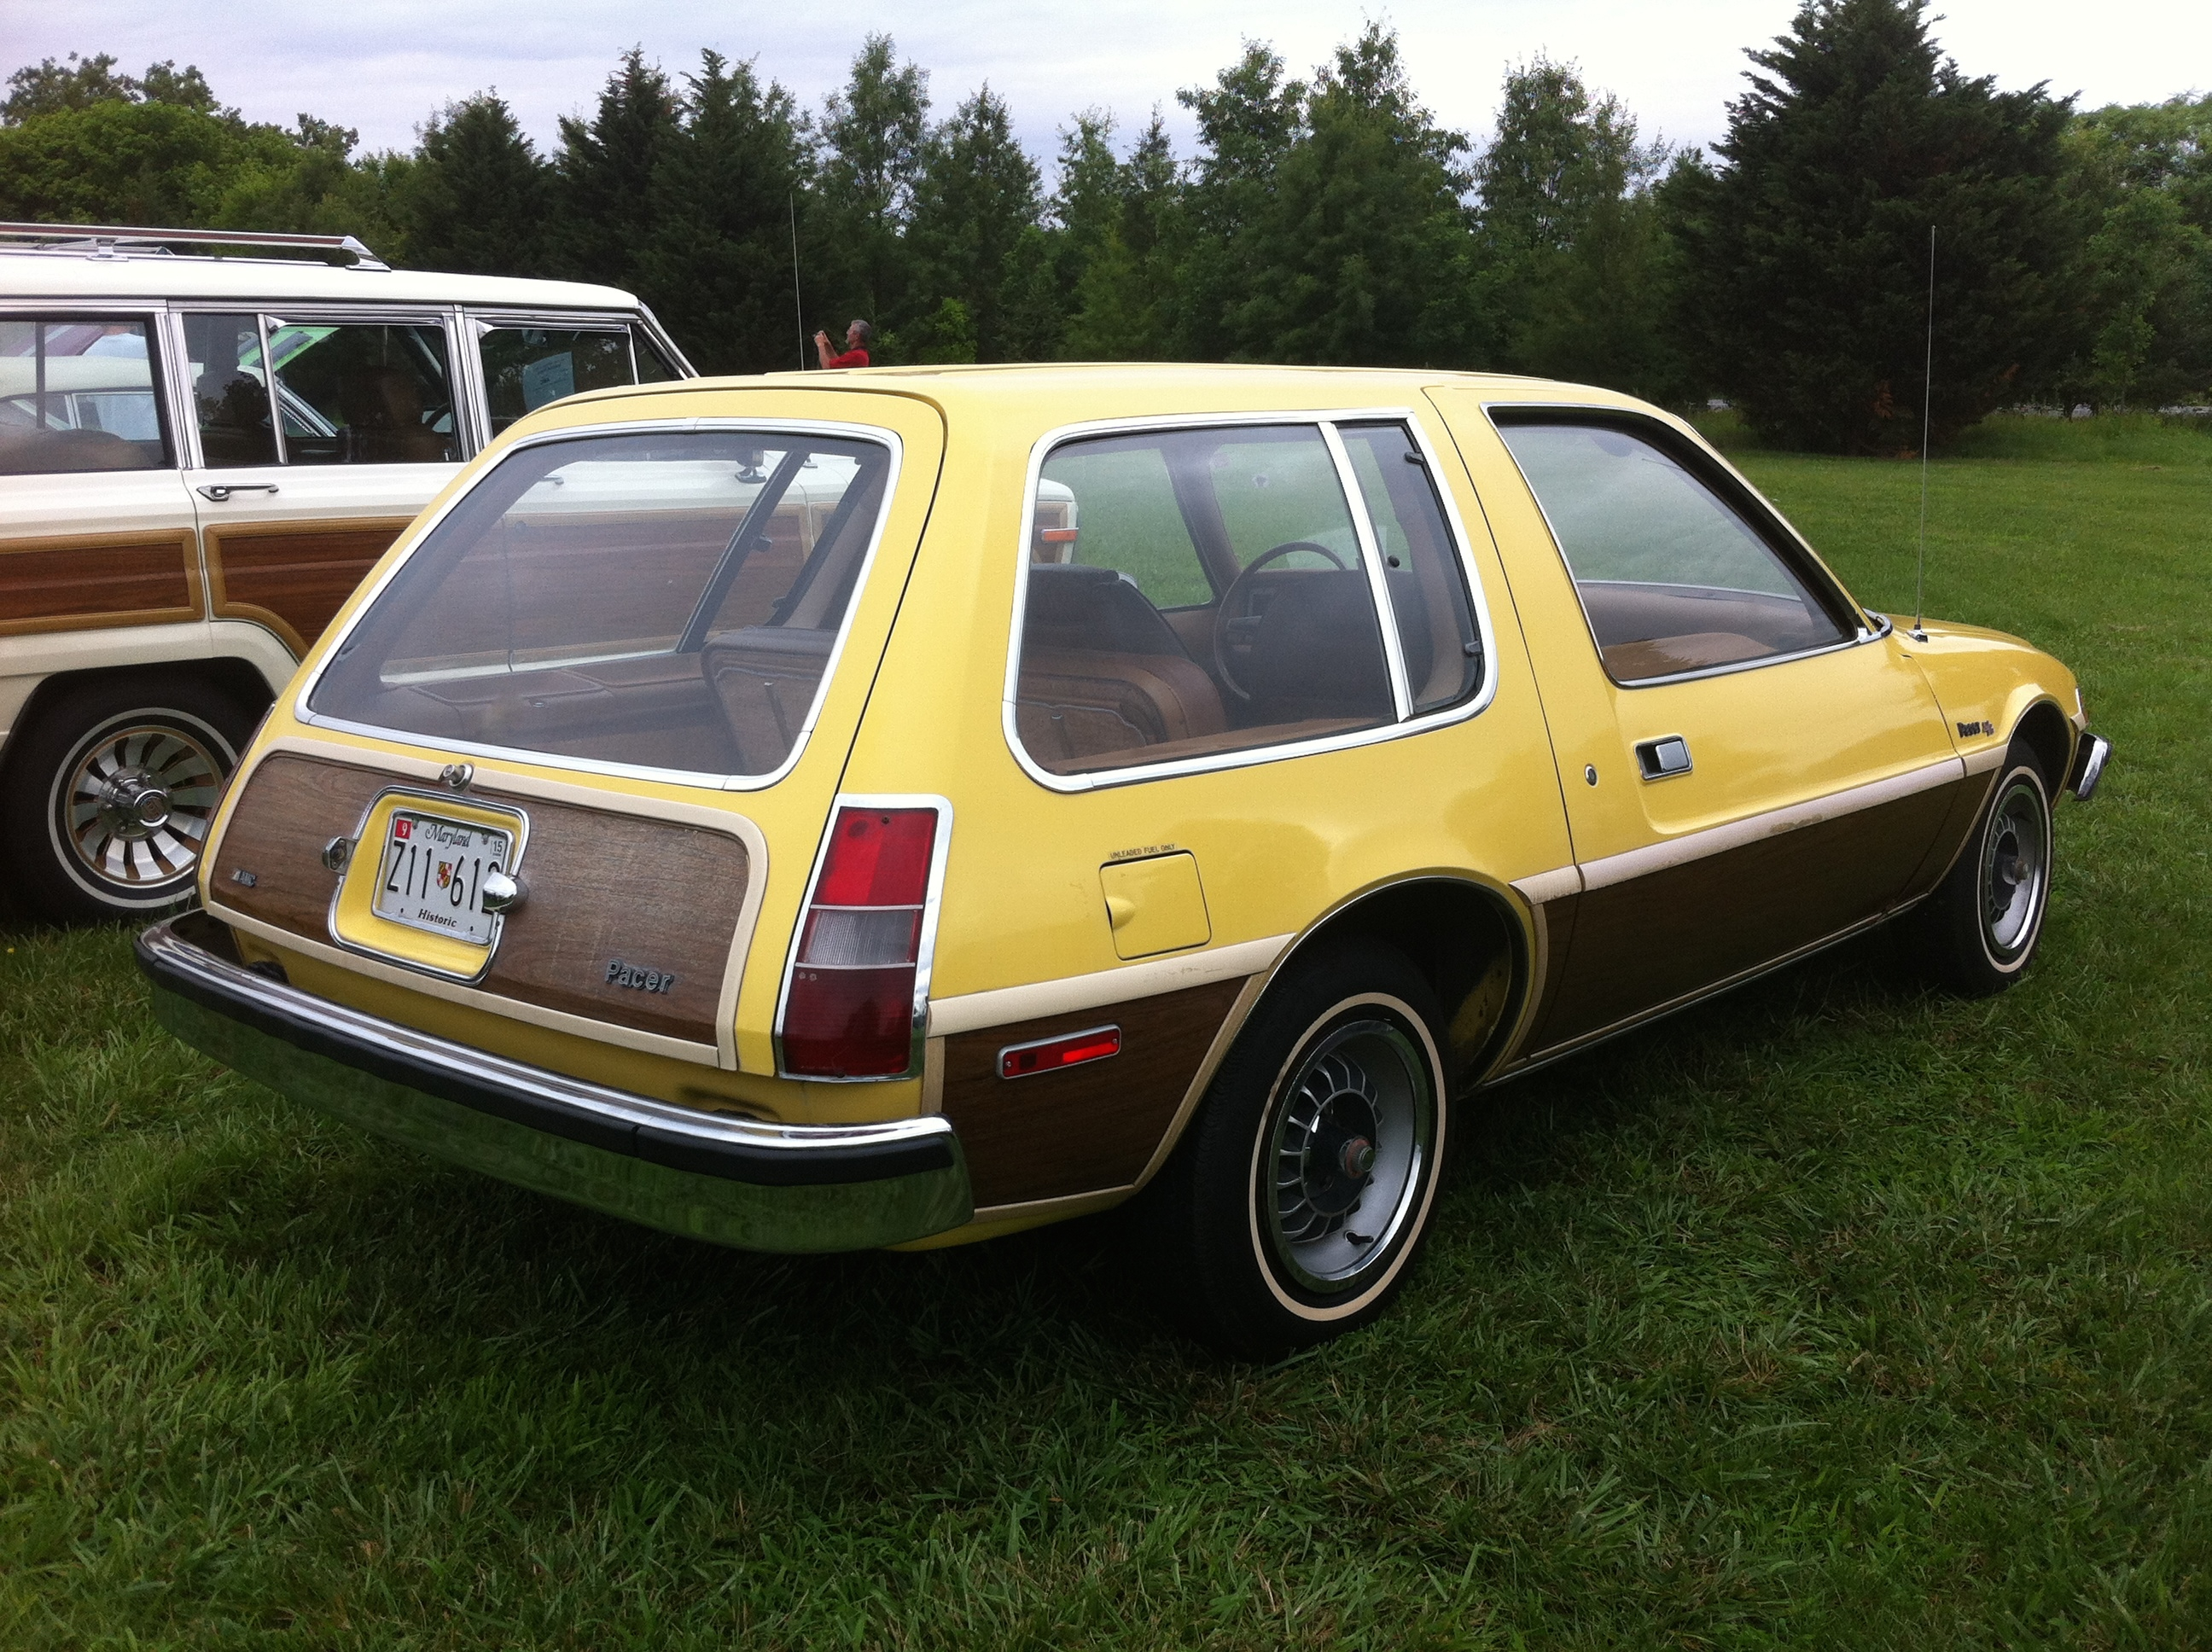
[0,223,692,921]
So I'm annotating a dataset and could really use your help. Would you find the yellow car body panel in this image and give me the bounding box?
[144,364,2094,1264]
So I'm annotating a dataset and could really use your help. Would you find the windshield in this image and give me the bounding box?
[308,428,895,781]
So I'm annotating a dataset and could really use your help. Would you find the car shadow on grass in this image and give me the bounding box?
[162,922,1947,1396]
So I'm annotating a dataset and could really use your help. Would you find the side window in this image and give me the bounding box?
[1339,422,1483,713]
[1496,419,1851,683]
[632,330,681,383]
[268,322,457,465]
[183,315,457,467]
[1015,424,1396,777]
[479,327,638,434]
[0,316,170,475]
[183,311,276,467]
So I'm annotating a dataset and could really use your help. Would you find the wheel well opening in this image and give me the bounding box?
[1290,880,1524,1090]
[2014,700,2072,794]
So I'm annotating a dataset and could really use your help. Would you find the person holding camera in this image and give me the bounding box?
[813,319,873,369]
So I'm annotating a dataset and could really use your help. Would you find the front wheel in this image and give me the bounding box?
[1,674,259,924]
[1138,939,1449,1358]
[1906,741,2055,996]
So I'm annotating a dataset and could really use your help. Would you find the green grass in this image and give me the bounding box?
[5,416,2209,1647]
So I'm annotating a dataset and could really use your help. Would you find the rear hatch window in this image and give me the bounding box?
[308,428,897,783]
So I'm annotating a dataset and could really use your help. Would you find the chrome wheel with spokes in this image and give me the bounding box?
[53,714,230,899]
[2,674,258,923]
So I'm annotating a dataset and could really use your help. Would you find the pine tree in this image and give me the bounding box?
[640,52,809,374]
[407,94,550,276]
[1063,111,1187,358]
[815,35,930,335]
[1477,58,1680,400]
[1224,27,1478,367]
[554,49,680,291]
[905,86,1045,361]
[1174,43,1305,357]
[1668,0,2080,451]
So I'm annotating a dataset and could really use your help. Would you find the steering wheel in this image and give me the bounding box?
[1212,540,1349,701]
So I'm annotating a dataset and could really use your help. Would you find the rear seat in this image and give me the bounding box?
[1015,565,1228,771]
[703,626,835,773]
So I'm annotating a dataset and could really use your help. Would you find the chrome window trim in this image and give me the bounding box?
[1318,421,1414,722]
[1001,406,1502,794]
[772,792,954,1084]
[322,786,531,984]
[1481,399,1883,689]
[0,302,183,474]
[294,415,908,794]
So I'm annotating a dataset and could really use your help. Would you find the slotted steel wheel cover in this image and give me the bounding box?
[1981,776,2049,958]
[1262,1015,1434,1292]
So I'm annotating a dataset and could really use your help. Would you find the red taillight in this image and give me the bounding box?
[781,806,940,1079]
[998,1024,1122,1080]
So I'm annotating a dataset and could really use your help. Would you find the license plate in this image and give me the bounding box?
[370,810,514,946]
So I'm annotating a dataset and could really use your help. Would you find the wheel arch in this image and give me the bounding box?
[1254,875,1529,1093]
[2011,695,2074,795]
[0,659,274,778]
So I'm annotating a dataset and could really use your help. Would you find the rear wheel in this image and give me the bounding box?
[1907,739,2054,997]
[2,674,259,924]
[1140,939,1449,1358]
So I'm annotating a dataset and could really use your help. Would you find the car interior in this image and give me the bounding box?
[310,436,890,778]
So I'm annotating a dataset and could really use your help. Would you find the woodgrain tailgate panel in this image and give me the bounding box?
[213,753,750,1046]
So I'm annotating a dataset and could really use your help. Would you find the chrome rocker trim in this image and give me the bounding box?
[135,914,972,1252]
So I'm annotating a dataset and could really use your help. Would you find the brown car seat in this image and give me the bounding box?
[1014,564,1229,771]
[701,626,835,774]
[339,367,451,464]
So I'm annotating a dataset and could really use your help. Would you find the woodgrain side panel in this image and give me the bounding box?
[1528,780,1965,1052]
[475,797,746,1044]
[940,978,1248,1210]
[205,518,410,654]
[212,752,381,935]
[211,752,749,1046]
[0,530,199,635]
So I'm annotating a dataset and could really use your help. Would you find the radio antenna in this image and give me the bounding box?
[1911,224,1935,642]
[789,190,806,372]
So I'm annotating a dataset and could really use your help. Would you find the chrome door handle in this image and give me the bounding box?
[1634,735,1694,780]
[196,483,281,501]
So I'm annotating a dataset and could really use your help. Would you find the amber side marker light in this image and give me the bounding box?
[998,1025,1122,1080]
[782,806,938,1079]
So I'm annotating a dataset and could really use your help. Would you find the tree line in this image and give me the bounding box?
[3,0,2207,452]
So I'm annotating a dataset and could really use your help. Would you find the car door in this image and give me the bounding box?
[177,307,468,662]
[1428,392,1964,1053]
[0,311,201,656]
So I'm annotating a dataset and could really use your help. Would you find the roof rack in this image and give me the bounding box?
[0,222,388,270]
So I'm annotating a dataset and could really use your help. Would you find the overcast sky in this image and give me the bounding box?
[3,1,2204,168]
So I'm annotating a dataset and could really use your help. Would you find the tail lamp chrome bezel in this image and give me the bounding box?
[771,792,953,1083]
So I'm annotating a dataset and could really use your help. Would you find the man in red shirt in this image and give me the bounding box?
[813,319,873,369]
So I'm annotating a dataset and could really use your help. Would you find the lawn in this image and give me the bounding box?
[3,416,2209,1648]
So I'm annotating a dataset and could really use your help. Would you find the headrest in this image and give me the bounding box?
[1023,562,1186,657]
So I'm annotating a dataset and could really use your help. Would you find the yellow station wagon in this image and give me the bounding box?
[137,364,2111,1354]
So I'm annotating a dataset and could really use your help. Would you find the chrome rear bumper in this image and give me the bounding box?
[136,914,971,1252]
